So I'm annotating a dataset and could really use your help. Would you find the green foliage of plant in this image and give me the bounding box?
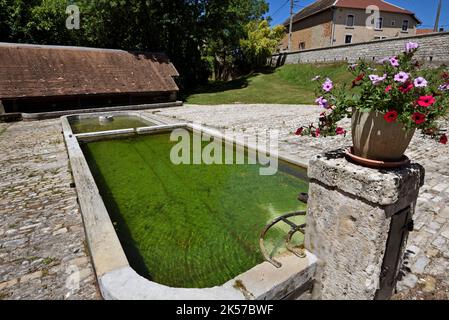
[26,0,78,45]
[298,43,449,143]
[240,20,284,68]
[0,0,283,87]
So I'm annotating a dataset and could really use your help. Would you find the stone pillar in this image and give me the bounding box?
[0,100,5,114]
[305,150,424,300]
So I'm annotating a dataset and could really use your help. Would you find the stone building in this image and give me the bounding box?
[0,43,179,113]
[281,0,420,51]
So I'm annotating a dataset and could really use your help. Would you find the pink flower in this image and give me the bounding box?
[322,79,333,92]
[314,128,321,137]
[417,95,436,107]
[439,83,449,91]
[389,57,400,67]
[335,127,346,135]
[394,72,409,83]
[295,128,304,136]
[414,77,428,88]
[385,85,393,93]
[405,42,419,53]
[315,96,329,108]
[369,74,387,85]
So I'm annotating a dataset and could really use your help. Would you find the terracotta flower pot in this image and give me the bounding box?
[351,110,415,162]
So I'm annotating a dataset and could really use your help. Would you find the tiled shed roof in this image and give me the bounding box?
[0,43,179,100]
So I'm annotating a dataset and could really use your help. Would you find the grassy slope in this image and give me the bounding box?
[184,63,354,105]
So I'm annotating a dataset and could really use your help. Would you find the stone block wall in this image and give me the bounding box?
[270,31,449,66]
[305,151,425,300]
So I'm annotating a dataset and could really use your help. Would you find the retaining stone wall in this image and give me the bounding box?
[270,32,449,66]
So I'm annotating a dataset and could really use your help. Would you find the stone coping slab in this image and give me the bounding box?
[308,149,425,215]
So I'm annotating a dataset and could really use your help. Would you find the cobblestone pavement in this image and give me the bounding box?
[0,103,447,300]
[150,104,449,300]
[0,120,99,300]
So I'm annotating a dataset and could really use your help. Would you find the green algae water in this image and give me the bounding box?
[70,116,153,134]
[82,132,308,288]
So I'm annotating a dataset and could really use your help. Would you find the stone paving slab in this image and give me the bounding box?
[150,104,449,300]
[0,120,99,300]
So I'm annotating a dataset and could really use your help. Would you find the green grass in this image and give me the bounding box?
[184,63,353,105]
[82,132,308,288]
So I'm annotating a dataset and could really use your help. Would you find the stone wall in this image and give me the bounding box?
[271,31,449,66]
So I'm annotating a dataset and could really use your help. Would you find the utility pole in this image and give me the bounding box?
[434,0,442,32]
[288,0,294,52]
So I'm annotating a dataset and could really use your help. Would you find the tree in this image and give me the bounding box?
[0,0,273,86]
[240,20,285,68]
[25,0,79,45]
[201,0,269,80]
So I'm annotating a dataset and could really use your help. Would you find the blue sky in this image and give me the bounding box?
[266,0,449,30]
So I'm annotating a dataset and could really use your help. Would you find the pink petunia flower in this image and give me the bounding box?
[322,79,333,92]
[417,95,436,107]
[394,72,409,83]
[405,42,419,53]
[389,57,400,67]
[414,77,428,88]
[315,96,329,108]
[439,83,449,91]
[369,74,387,85]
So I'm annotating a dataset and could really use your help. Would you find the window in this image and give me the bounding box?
[374,36,388,40]
[345,34,353,44]
[391,20,396,27]
[402,20,409,32]
[375,17,383,30]
[299,42,305,50]
[346,14,355,27]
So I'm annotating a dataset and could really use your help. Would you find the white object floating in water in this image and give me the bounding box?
[99,115,114,123]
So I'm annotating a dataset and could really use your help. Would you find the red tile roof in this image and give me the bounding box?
[285,0,420,25]
[0,43,179,100]
[335,0,412,14]
[416,29,434,35]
